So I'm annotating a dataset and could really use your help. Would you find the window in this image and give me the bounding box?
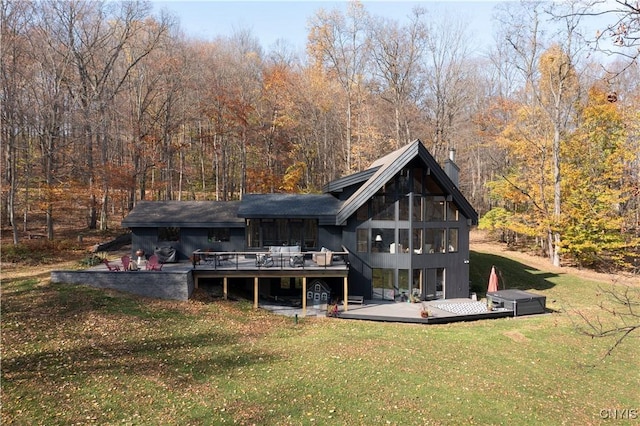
[447,202,459,221]
[357,203,369,221]
[425,198,445,221]
[372,228,394,253]
[412,269,423,298]
[398,170,410,194]
[245,219,318,248]
[424,229,446,253]
[412,168,424,194]
[412,228,423,254]
[412,196,424,221]
[357,229,369,253]
[247,220,260,248]
[372,268,395,300]
[399,195,409,220]
[262,219,278,246]
[398,229,409,253]
[158,227,180,242]
[208,228,230,242]
[448,228,459,252]
[398,269,410,301]
[372,195,395,220]
[425,268,445,299]
[303,219,317,249]
[279,277,303,290]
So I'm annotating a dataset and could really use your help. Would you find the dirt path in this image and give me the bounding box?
[470,230,638,287]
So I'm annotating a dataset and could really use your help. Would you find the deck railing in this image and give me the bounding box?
[191,249,349,270]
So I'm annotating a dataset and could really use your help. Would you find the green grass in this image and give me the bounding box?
[2,253,638,425]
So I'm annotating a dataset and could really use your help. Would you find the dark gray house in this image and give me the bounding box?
[122,140,478,301]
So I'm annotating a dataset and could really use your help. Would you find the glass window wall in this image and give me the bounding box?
[425,197,445,221]
[372,268,395,300]
[448,228,459,252]
[447,202,459,221]
[424,228,446,253]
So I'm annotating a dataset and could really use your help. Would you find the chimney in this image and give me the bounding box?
[444,148,459,187]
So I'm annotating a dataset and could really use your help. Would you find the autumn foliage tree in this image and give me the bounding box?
[1,0,638,278]
[561,86,639,268]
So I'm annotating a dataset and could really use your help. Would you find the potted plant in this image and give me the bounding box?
[326,303,339,317]
[420,302,429,318]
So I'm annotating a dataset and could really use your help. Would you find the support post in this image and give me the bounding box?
[343,277,349,311]
[223,277,228,300]
[254,277,259,309]
[302,277,307,316]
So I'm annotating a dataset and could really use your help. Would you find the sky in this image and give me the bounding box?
[152,1,503,52]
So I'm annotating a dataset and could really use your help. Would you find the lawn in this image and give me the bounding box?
[2,250,638,425]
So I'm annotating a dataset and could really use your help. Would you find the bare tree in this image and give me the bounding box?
[307,0,371,173]
[49,0,169,229]
[1,0,31,243]
[575,281,640,359]
[573,0,640,74]
[419,14,473,162]
[368,7,427,149]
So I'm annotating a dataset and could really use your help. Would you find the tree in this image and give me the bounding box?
[307,0,370,173]
[580,0,640,73]
[494,1,585,266]
[576,283,640,359]
[368,7,427,149]
[51,0,169,229]
[1,0,33,243]
[561,86,636,268]
[420,14,474,162]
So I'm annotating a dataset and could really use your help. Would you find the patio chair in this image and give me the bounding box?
[102,258,121,271]
[255,253,274,268]
[313,250,333,266]
[121,255,131,271]
[289,254,304,267]
[146,254,163,271]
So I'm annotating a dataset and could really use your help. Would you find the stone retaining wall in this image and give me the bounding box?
[50,270,194,301]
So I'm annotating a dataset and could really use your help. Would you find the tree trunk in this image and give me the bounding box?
[552,126,562,266]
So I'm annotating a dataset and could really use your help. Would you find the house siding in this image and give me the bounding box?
[130,227,245,262]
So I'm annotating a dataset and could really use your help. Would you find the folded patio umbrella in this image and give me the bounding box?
[488,265,499,293]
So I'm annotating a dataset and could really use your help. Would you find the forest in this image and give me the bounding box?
[1,0,638,272]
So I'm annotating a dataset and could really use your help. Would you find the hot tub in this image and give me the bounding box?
[487,289,546,316]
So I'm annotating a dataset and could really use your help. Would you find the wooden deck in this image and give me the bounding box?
[51,252,351,309]
[336,298,515,324]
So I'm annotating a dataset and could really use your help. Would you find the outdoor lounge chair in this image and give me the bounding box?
[102,258,121,271]
[146,254,163,271]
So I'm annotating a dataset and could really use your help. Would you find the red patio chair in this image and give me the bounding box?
[102,258,120,271]
[121,255,131,271]
[146,254,163,271]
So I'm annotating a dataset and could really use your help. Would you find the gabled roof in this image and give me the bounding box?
[122,200,244,228]
[237,193,341,225]
[322,167,379,194]
[334,139,478,225]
